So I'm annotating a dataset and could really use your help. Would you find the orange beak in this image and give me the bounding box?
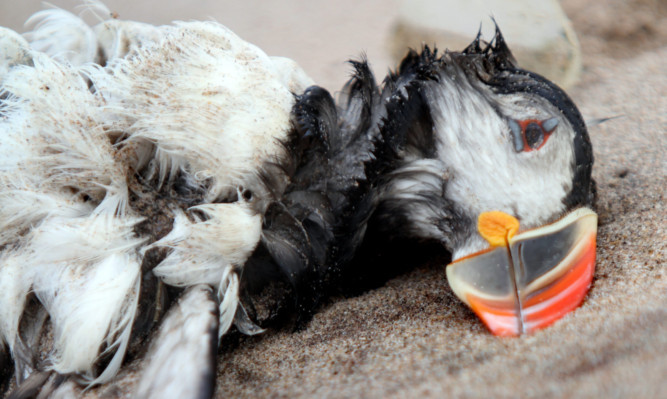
[446,208,597,336]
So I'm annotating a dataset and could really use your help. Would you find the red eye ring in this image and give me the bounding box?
[508,117,559,153]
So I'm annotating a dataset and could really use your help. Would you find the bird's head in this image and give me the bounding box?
[370,26,597,335]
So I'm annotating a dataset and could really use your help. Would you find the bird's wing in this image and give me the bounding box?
[135,285,218,399]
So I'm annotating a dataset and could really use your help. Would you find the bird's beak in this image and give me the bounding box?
[446,208,597,336]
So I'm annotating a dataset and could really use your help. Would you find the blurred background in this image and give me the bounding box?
[1,0,398,91]
[1,0,665,90]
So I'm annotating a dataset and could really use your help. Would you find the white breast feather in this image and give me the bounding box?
[29,215,143,384]
[85,20,305,201]
[151,204,262,288]
[24,6,99,66]
[0,1,314,386]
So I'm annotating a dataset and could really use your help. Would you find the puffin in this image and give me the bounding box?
[243,32,598,338]
[0,2,597,398]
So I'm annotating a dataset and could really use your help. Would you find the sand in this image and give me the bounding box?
[1,1,665,398]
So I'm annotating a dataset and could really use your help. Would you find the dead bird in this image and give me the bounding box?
[0,2,596,397]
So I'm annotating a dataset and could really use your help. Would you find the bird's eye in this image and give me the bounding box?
[508,117,559,153]
[524,122,544,149]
